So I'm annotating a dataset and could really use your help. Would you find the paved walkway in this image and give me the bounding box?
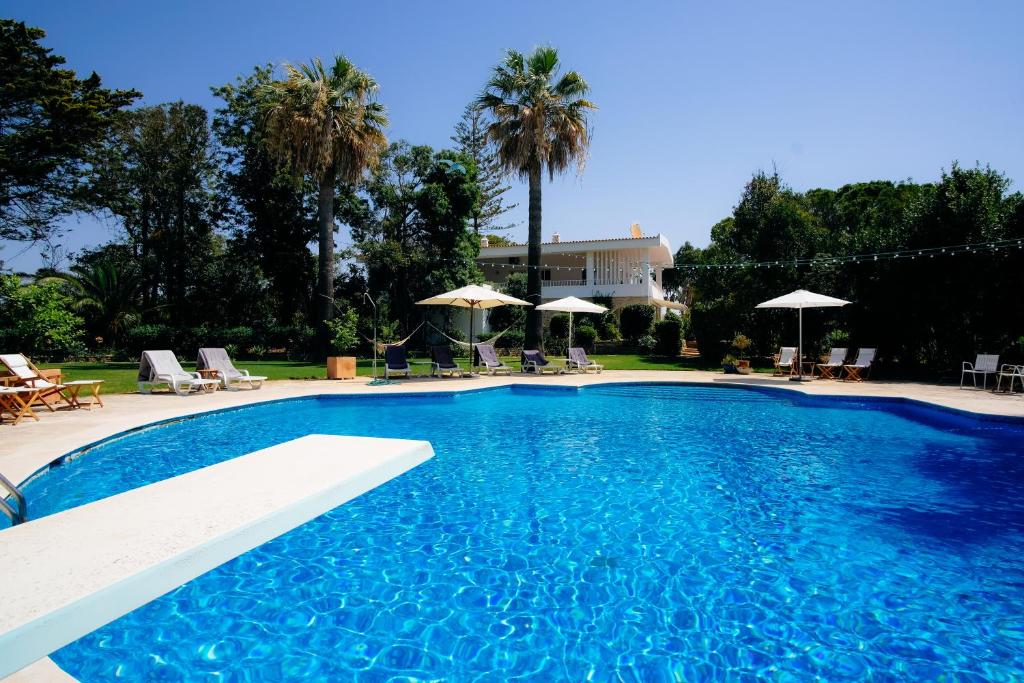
[3,370,1022,488]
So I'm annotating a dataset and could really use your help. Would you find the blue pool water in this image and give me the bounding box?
[18,384,1024,681]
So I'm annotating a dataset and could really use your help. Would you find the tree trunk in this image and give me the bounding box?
[524,162,543,349]
[317,167,337,325]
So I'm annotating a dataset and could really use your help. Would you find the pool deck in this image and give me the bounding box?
[2,370,1022,489]
[1,370,1022,682]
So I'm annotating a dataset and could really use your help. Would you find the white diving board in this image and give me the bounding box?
[0,434,434,679]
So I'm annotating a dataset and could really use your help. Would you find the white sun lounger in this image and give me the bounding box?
[138,350,221,396]
[197,348,267,390]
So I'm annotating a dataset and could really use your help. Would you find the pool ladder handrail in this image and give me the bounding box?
[0,471,27,526]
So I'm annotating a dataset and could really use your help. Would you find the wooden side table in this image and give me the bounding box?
[195,368,222,389]
[62,380,105,409]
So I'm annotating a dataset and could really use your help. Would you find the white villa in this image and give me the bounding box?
[478,230,683,312]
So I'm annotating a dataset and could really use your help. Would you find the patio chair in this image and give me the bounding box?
[476,344,512,375]
[773,347,798,376]
[430,346,465,378]
[0,353,69,411]
[384,345,412,379]
[960,354,1000,390]
[842,348,876,382]
[137,350,221,396]
[0,386,42,425]
[567,347,603,373]
[815,348,848,379]
[995,364,1024,394]
[197,348,267,390]
[521,349,564,374]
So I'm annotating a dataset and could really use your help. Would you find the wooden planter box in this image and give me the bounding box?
[326,356,356,380]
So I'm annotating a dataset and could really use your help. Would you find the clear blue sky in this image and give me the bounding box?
[3,0,1022,271]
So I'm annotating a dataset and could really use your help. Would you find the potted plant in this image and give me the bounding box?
[721,353,739,374]
[325,308,359,380]
[732,334,752,374]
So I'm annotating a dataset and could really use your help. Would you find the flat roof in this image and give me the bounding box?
[0,434,434,679]
[479,234,674,265]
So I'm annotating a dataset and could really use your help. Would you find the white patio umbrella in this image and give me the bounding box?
[535,296,608,350]
[416,284,531,374]
[755,289,851,381]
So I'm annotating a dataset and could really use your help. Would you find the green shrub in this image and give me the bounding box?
[0,275,85,360]
[544,334,567,357]
[620,304,656,341]
[638,334,657,354]
[325,309,359,355]
[496,329,524,350]
[124,323,176,356]
[574,325,598,351]
[549,314,570,339]
[654,318,683,356]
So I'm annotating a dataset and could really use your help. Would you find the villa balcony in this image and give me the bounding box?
[540,279,664,301]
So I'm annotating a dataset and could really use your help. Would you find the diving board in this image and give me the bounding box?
[0,434,434,679]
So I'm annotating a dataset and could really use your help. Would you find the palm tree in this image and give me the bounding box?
[259,56,388,328]
[477,46,596,349]
[43,262,143,343]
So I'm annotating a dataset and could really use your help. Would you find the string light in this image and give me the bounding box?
[444,237,1022,272]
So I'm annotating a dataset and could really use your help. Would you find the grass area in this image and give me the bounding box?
[39,354,771,394]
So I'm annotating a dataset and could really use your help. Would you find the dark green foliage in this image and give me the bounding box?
[549,314,570,339]
[620,304,657,341]
[574,324,598,351]
[487,272,527,333]
[0,20,139,241]
[341,141,481,336]
[0,274,85,359]
[682,165,1024,373]
[451,103,517,233]
[495,329,524,350]
[211,66,317,326]
[90,102,217,322]
[654,318,683,356]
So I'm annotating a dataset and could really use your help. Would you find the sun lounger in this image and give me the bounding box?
[384,345,412,379]
[815,348,847,379]
[197,348,267,390]
[430,346,465,378]
[842,348,876,381]
[0,386,41,425]
[521,349,564,374]
[137,350,221,396]
[476,344,512,375]
[774,347,797,376]
[960,354,999,390]
[0,353,69,411]
[567,347,602,373]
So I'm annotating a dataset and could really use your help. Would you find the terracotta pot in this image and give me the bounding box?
[327,356,356,380]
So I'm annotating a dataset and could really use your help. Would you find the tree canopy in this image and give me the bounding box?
[680,165,1024,373]
[0,20,139,242]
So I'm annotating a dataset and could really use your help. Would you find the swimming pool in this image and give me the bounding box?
[20,383,1024,680]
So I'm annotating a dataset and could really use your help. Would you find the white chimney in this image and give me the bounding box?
[551,232,561,243]
[480,235,489,248]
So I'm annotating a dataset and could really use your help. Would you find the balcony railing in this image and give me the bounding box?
[542,279,587,288]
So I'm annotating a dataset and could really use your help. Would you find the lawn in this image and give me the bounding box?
[39,354,769,394]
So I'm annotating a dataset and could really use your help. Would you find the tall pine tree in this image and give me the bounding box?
[451,103,517,234]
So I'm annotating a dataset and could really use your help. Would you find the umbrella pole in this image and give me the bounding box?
[470,305,475,376]
[798,306,803,379]
[568,312,573,354]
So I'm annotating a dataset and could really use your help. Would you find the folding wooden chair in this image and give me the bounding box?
[0,354,69,411]
[0,387,41,425]
[842,348,876,381]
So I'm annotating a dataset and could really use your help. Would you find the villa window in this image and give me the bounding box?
[541,269,551,281]
[508,257,520,264]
